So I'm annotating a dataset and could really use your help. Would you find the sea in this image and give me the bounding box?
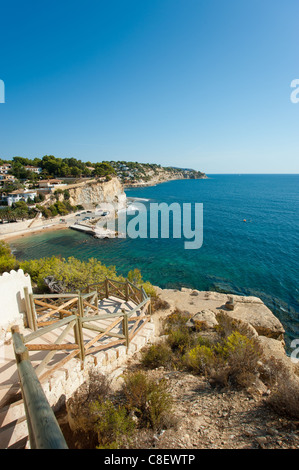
[9,174,299,351]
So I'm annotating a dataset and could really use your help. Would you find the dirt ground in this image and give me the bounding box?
[56,361,299,450]
[56,290,299,450]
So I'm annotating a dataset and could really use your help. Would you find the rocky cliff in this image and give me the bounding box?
[56,177,127,210]
[123,167,207,188]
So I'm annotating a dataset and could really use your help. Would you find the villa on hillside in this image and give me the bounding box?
[0,174,16,183]
[0,164,12,174]
[37,179,64,189]
[25,166,42,174]
[5,189,37,206]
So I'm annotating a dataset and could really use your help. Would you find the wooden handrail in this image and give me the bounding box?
[21,280,151,388]
[11,326,68,449]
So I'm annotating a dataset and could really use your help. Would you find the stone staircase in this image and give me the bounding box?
[0,295,155,449]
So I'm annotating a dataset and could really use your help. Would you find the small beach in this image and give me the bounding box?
[1,223,69,242]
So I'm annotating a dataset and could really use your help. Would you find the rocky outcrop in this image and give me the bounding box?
[151,287,297,378]
[57,177,126,210]
[223,298,285,340]
[154,287,285,341]
[124,167,207,188]
[256,336,299,376]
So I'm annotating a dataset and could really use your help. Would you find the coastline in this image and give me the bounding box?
[2,223,69,242]
[124,174,208,189]
[2,176,205,242]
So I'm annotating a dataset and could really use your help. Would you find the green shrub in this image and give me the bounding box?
[142,281,157,298]
[184,344,217,374]
[54,200,68,215]
[167,327,194,353]
[48,205,58,217]
[140,342,172,369]
[63,189,70,200]
[162,308,192,334]
[20,256,124,292]
[122,371,173,431]
[90,400,135,449]
[0,241,18,274]
[127,268,156,298]
[215,331,262,380]
[184,331,262,387]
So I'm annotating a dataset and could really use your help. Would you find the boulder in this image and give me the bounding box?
[216,311,258,338]
[186,310,218,330]
[224,300,285,340]
[257,336,299,376]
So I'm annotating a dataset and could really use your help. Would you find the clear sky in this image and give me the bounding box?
[0,0,298,173]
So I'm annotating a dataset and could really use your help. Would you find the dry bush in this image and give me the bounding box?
[90,400,136,449]
[140,342,173,369]
[151,296,171,313]
[184,331,262,388]
[66,369,112,446]
[216,311,257,340]
[162,308,192,334]
[122,371,174,431]
[263,357,299,419]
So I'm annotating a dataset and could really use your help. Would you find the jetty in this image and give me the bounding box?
[69,223,116,239]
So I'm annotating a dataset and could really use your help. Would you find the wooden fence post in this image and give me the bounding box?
[122,309,129,350]
[94,291,99,312]
[77,294,85,363]
[125,280,129,302]
[24,287,32,330]
[29,293,38,331]
[105,278,109,299]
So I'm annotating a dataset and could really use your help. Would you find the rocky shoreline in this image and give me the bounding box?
[151,287,296,372]
[124,173,208,189]
[130,287,299,449]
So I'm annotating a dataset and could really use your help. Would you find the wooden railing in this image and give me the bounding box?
[19,278,151,383]
[11,325,68,449]
[86,278,146,306]
[12,278,151,449]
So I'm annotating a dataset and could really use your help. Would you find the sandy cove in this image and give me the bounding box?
[1,224,69,242]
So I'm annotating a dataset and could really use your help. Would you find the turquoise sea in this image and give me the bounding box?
[10,175,299,350]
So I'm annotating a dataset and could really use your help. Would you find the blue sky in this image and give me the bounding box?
[0,0,298,173]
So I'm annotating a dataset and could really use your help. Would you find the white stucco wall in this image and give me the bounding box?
[0,269,32,339]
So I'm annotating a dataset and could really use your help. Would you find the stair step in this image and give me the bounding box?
[0,399,25,427]
[7,435,28,449]
[0,388,22,409]
[0,417,28,449]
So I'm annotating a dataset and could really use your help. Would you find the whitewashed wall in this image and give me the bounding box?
[0,269,32,339]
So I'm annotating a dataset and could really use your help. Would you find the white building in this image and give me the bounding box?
[25,166,42,174]
[0,174,16,182]
[6,190,37,206]
[37,179,64,188]
[0,164,12,174]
